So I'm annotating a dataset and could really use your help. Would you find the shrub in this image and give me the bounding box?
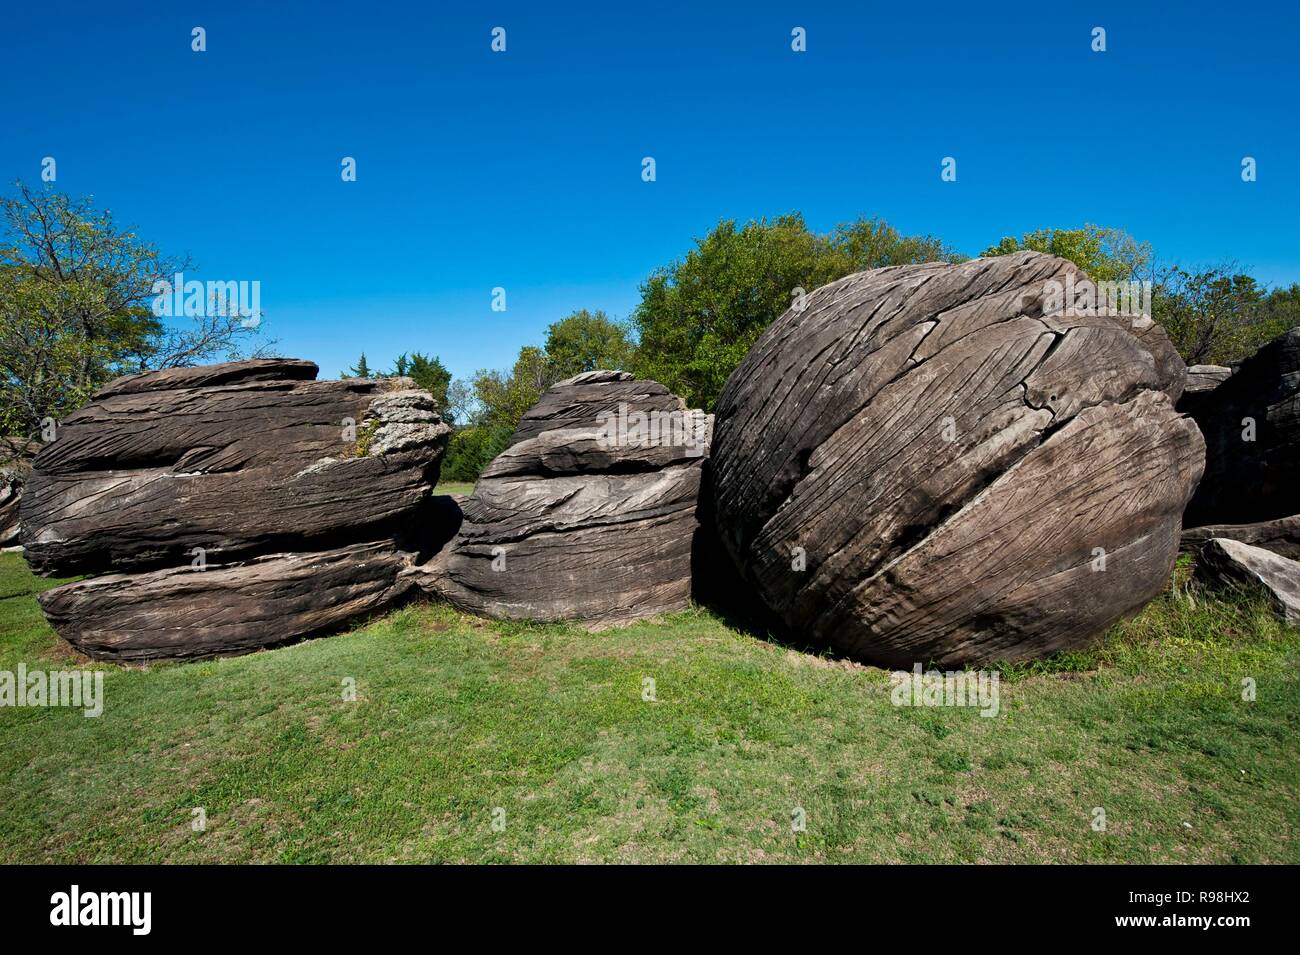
[440,424,514,482]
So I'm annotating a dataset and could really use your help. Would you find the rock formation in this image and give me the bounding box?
[1195,537,1300,622]
[0,463,24,548]
[1176,364,1233,415]
[411,371,711,627]
[40,540,413,661]
[709,251,1205,666]
[22,359,452,660]
[1183,329,1300,530]
[1181,515,1300,559]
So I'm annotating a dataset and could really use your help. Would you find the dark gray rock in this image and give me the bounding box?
[91,358,319,398]
[1183,329,1300,529]
[1181,515,1300,559]
[410,371,711,627]
[1195,537,1300,622]
[507,370,690,443]
[710,251,1205,666]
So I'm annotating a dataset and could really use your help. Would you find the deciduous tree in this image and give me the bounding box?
[0,182,270,458]
[632,214,957,409]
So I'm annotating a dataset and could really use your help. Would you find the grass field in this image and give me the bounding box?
[1,552,1296,863]
[432,481,475,497]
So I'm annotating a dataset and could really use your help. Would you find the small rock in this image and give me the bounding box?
[1196,537,1300,622]
[1181,515,1300,559]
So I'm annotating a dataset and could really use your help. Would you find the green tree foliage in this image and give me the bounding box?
[440,422,514,483]
[1155,268,1300,366]
[403,352,452,416]
[982,225,1151,282]
[543,309,634,380]
[631,214,958,410]
[983,226,1300,365]
[470,346,552,431]
[346,353,372,379]
[441,347,554,480]
[344,351,454,419]
[1,182,269,458]
[443,308,635,480]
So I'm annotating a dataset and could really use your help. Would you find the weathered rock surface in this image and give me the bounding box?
[1124,315,1188,405]
[1177,364,1233,415]
[0,456,27,548]
[1181,515,1300,559]
[39,540,414,661]
[21,359,450,575]
[411,371,711,626]
[1183,329,1300,529]
[93,358,319,397]
[23,359,452,661]
[710,251,1205,666]
[1195,537,1300,622]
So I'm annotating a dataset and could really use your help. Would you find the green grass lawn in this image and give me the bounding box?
[433,481,475,497]
[1,552,1296,863]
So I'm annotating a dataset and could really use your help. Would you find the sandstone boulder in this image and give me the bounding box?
[1195,537,1300,622]
[23,359,452,660]
[710,251,1205,666]
[1183,329,1300,530]
[22,359,449,575]
[40,540,414,661]
[411,371,711,626]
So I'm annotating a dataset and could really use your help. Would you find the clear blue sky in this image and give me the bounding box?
[4,0,1297,381]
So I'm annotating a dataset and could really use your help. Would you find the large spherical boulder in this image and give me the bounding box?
[710,252,1205,666]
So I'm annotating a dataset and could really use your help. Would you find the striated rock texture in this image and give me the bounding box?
[1183,329,1300,529]
[1195,537,1300,623]
[710,251,1205,667]
[0,464,24,548]
[22,359,449,575]
[40,540,414,661]
[22,359,452,660]
[412,371,711,626]
[1181,515,1300,559]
